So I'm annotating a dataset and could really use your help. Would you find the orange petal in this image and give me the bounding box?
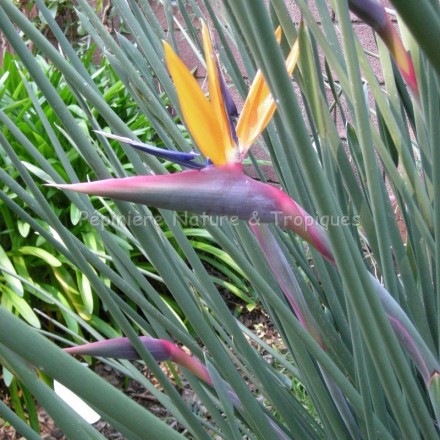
[285,37,300,76]
[163,41,227,165]
[236,37,299,155]
[274,26,282,44]
[382,24,419,99]
[200,21,236,163]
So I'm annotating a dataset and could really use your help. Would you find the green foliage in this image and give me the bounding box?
[0,48,122,331]
[0,43,253,338]
[0,0,439,439]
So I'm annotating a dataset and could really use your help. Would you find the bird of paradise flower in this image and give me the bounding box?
[52,20,333,261]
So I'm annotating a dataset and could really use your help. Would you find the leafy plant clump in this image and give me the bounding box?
[0,0,439,439]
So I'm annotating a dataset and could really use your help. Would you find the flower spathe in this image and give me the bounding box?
[54,162,333,261]
[348,0,418,99]
[64,336,212,384]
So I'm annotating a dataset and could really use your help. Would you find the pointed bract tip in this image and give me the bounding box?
[64,336,213,385]
[348,0,419,99]
[382,25,419,99]
[64,336,173,361]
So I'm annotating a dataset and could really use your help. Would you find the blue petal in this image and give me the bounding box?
[95,131,205,169]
